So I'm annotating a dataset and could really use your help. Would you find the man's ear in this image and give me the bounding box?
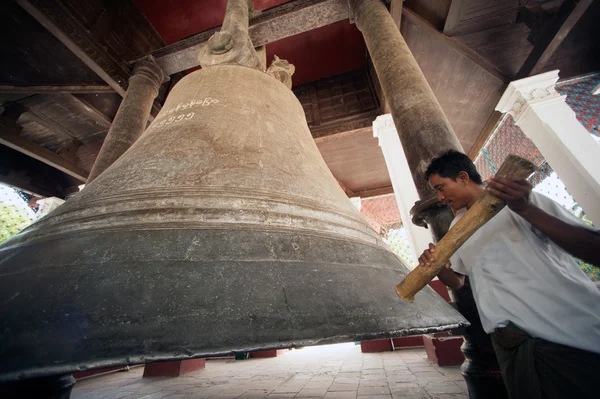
[457,171,470,185]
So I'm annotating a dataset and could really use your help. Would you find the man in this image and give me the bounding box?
[418,150,600,399]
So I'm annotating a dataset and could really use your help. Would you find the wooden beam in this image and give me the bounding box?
[149,0,349,75]
[403,8,509,83]
[0,173,57,198]
[443,0,522,37]
[467,110,505,160]
[390,0,404,31]
[16,0,129,96]
[313,125,374,143]
[443,0,465,35]
[516,0,593,79]
[335,178,355,197]
[0,118,88,182]
[353,186,394,198]
[0,85,113,94]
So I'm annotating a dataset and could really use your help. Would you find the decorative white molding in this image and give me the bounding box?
[372,113,396,138]
[494,70,600,225]
[496,70,565,122]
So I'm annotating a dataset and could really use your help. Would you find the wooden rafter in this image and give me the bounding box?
[467,110,504,160]
[16,0,129,96]
[335,178,355,197]
[0,173,57,198]
[403,9,509,83]
[147,0,349,75]
[353,186,394,198]
[0,85,113,94]
[390,0,404,31]
[470,0,593,159]
[0,116,88,182]
[7,103,79,141]
[516,0,594,79]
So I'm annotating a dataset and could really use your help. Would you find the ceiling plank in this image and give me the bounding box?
[149,0,349,75]
[16,0,129,96]
[403,8,509,83]
[0,117,88,182]
[0,85,113,94]
[60,94,112,129]
[516,0,594,79]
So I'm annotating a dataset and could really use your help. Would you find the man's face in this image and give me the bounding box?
[428,173,471,211]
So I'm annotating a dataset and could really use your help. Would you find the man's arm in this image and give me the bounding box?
[418,243,465,290]
[488,176,600,267]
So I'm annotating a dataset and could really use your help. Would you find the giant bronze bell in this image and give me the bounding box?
[0,0,467,393]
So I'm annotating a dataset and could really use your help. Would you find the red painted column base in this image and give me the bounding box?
[250,349,288,358]
[423,333,465,367]
[392,336,424,348]
[74,366,127,380]
[143,359,206,377]
[360,282,455,354]
[360,339,392,352]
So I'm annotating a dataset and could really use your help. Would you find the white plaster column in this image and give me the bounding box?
[373,114,433,264]
[496,70,600,225]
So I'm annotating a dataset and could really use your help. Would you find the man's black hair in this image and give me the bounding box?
[425,149,483,185]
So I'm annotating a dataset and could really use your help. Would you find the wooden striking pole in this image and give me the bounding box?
[395,155,537,302]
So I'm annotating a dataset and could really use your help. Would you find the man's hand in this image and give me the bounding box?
[419,243,461,289]
[418,243,451,269]
[487,175,533,214]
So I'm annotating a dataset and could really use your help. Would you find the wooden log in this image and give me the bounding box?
[395,154,537,302]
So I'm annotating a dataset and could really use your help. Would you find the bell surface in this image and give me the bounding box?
[0,65,467,382]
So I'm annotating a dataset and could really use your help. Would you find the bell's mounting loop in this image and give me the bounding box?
[198,0,261,69]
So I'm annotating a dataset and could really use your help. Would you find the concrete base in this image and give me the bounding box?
[423,333,464,367]
[143,359,206,377]
[250,349,288,358]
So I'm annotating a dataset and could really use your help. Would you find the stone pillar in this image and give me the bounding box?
[373,114,433,264]
[352,0,462,198]
[352,1,507,397]
[87,57,167,183]
[496,70,600,225]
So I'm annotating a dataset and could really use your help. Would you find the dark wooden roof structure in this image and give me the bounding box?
[1,0,598,199]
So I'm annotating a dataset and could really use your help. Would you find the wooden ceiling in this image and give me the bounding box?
[0,0,598,199]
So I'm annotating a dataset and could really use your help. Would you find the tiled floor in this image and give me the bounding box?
[72,343,468,399]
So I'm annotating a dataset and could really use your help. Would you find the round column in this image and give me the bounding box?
[352,1,507,397]
[87,57,167,183]
[353,0,462,198]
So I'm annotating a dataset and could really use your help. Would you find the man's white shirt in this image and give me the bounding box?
[449,192,600,354]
